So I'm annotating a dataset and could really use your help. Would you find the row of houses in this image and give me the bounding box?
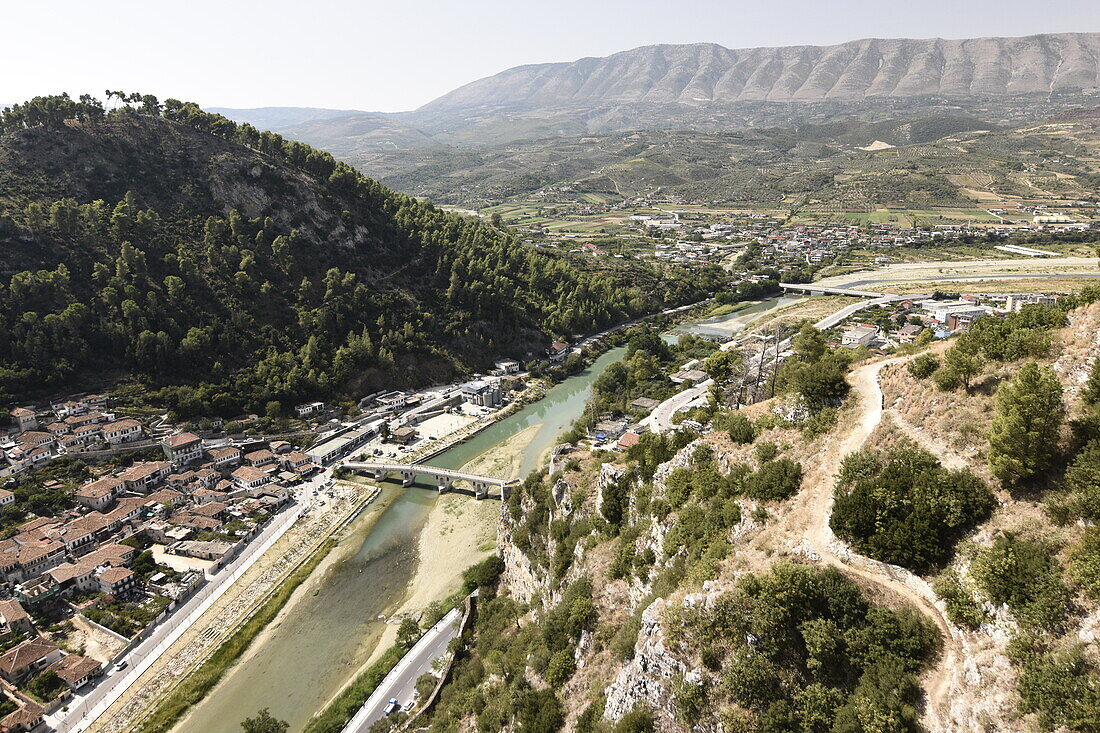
[5,396,148,477]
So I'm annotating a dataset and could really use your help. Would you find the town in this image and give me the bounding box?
[0,349,571,729]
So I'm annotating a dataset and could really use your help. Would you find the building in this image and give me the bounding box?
[162,432,203,465]
[74,477,123,510]
[0,637,63,683]
[890,324,924,343]
[630,397,660,412]
[102,419,143,445]
[295,401,325,418]
[63,411,107,429]
[1006,294,1058,312]
[616,431,641,451]
[0,599,32,636]
[281,451,313,472]
[670,369,708,384]
[16,431,53,449]
[44,654,102,690]
[0,489,14,508]
[209,446,242,471]
[461,380,502,408]
[493,359,521,375]
[118,461,172,492]
[72,423,104,445]
[841,325,879,347]
[244,449,277,468]
[305,421,381,465]
[96,566,136,596]
[390,426,418,445]
[548,341,571,364]
[10,408,37,432]
[2,701,44,733]
[231,466,270,490]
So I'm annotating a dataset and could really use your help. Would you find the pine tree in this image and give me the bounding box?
[988,361,1065,484]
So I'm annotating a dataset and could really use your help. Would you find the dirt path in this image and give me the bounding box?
[797,357,960,731]
[884,408,969,470]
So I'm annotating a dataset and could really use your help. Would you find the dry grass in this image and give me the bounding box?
[867,277,1100,295]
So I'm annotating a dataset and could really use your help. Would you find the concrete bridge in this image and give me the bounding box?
[342,461,517,499]
[779,282,884,298]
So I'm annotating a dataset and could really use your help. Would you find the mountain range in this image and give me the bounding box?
[218,32,1100,152]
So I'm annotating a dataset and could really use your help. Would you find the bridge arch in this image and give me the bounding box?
[342,461,517,500]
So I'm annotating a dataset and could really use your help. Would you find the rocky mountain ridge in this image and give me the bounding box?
[415,33,1100,116]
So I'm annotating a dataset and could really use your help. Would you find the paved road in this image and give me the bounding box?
[343,607,464,732]
[642,378,713,433]
[49,469,333,733]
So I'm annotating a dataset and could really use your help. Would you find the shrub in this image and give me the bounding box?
[830,444,993,572]
[801,407,838,439]
[1068,529,1100,598]
[907,354,940,379]
[664,564,938,731]
[932,366,961,391]
[932,569,989,629]
[724,413,756,444]
[545,648,576,688]
[1016,647,1100,731]
[1064,440,1100,521]
[742,458,803,501]
[971,534,1069,630]
[754,441,778,463]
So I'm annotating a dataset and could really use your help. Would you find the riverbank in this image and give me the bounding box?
[358,423,541,665]
[168,482,400,732]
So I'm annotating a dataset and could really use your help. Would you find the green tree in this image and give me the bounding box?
[942,337,984,392]
[241,709,288,733]
[791,323,826,362]
[397,617,421,649]
[988,362,1065,484]
[704,349,744,406]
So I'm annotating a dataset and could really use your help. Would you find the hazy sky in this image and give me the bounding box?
[2,0,1098,112]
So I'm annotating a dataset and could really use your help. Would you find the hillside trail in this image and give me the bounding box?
[884,407,969,471]
[796,356,960,731]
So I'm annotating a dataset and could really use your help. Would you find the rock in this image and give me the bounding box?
[604,598,685,727]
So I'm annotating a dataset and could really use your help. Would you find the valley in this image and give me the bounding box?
[3,20,1100,733]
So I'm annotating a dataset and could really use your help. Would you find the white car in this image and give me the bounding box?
[383,698,399,715]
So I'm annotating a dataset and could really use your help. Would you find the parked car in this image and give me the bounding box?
[383,698,399,715]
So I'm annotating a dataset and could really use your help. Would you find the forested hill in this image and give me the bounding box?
[0,94,718,417]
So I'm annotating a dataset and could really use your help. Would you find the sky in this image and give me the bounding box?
[2,0,1098,112]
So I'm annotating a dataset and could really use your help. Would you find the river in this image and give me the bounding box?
[178,296,805,731]
[178,345,631,732]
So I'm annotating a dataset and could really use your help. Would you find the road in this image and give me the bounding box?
[48,468,333,733]
[342,607,464,732]
[641,378,713,433]
[814,256,1100,290]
